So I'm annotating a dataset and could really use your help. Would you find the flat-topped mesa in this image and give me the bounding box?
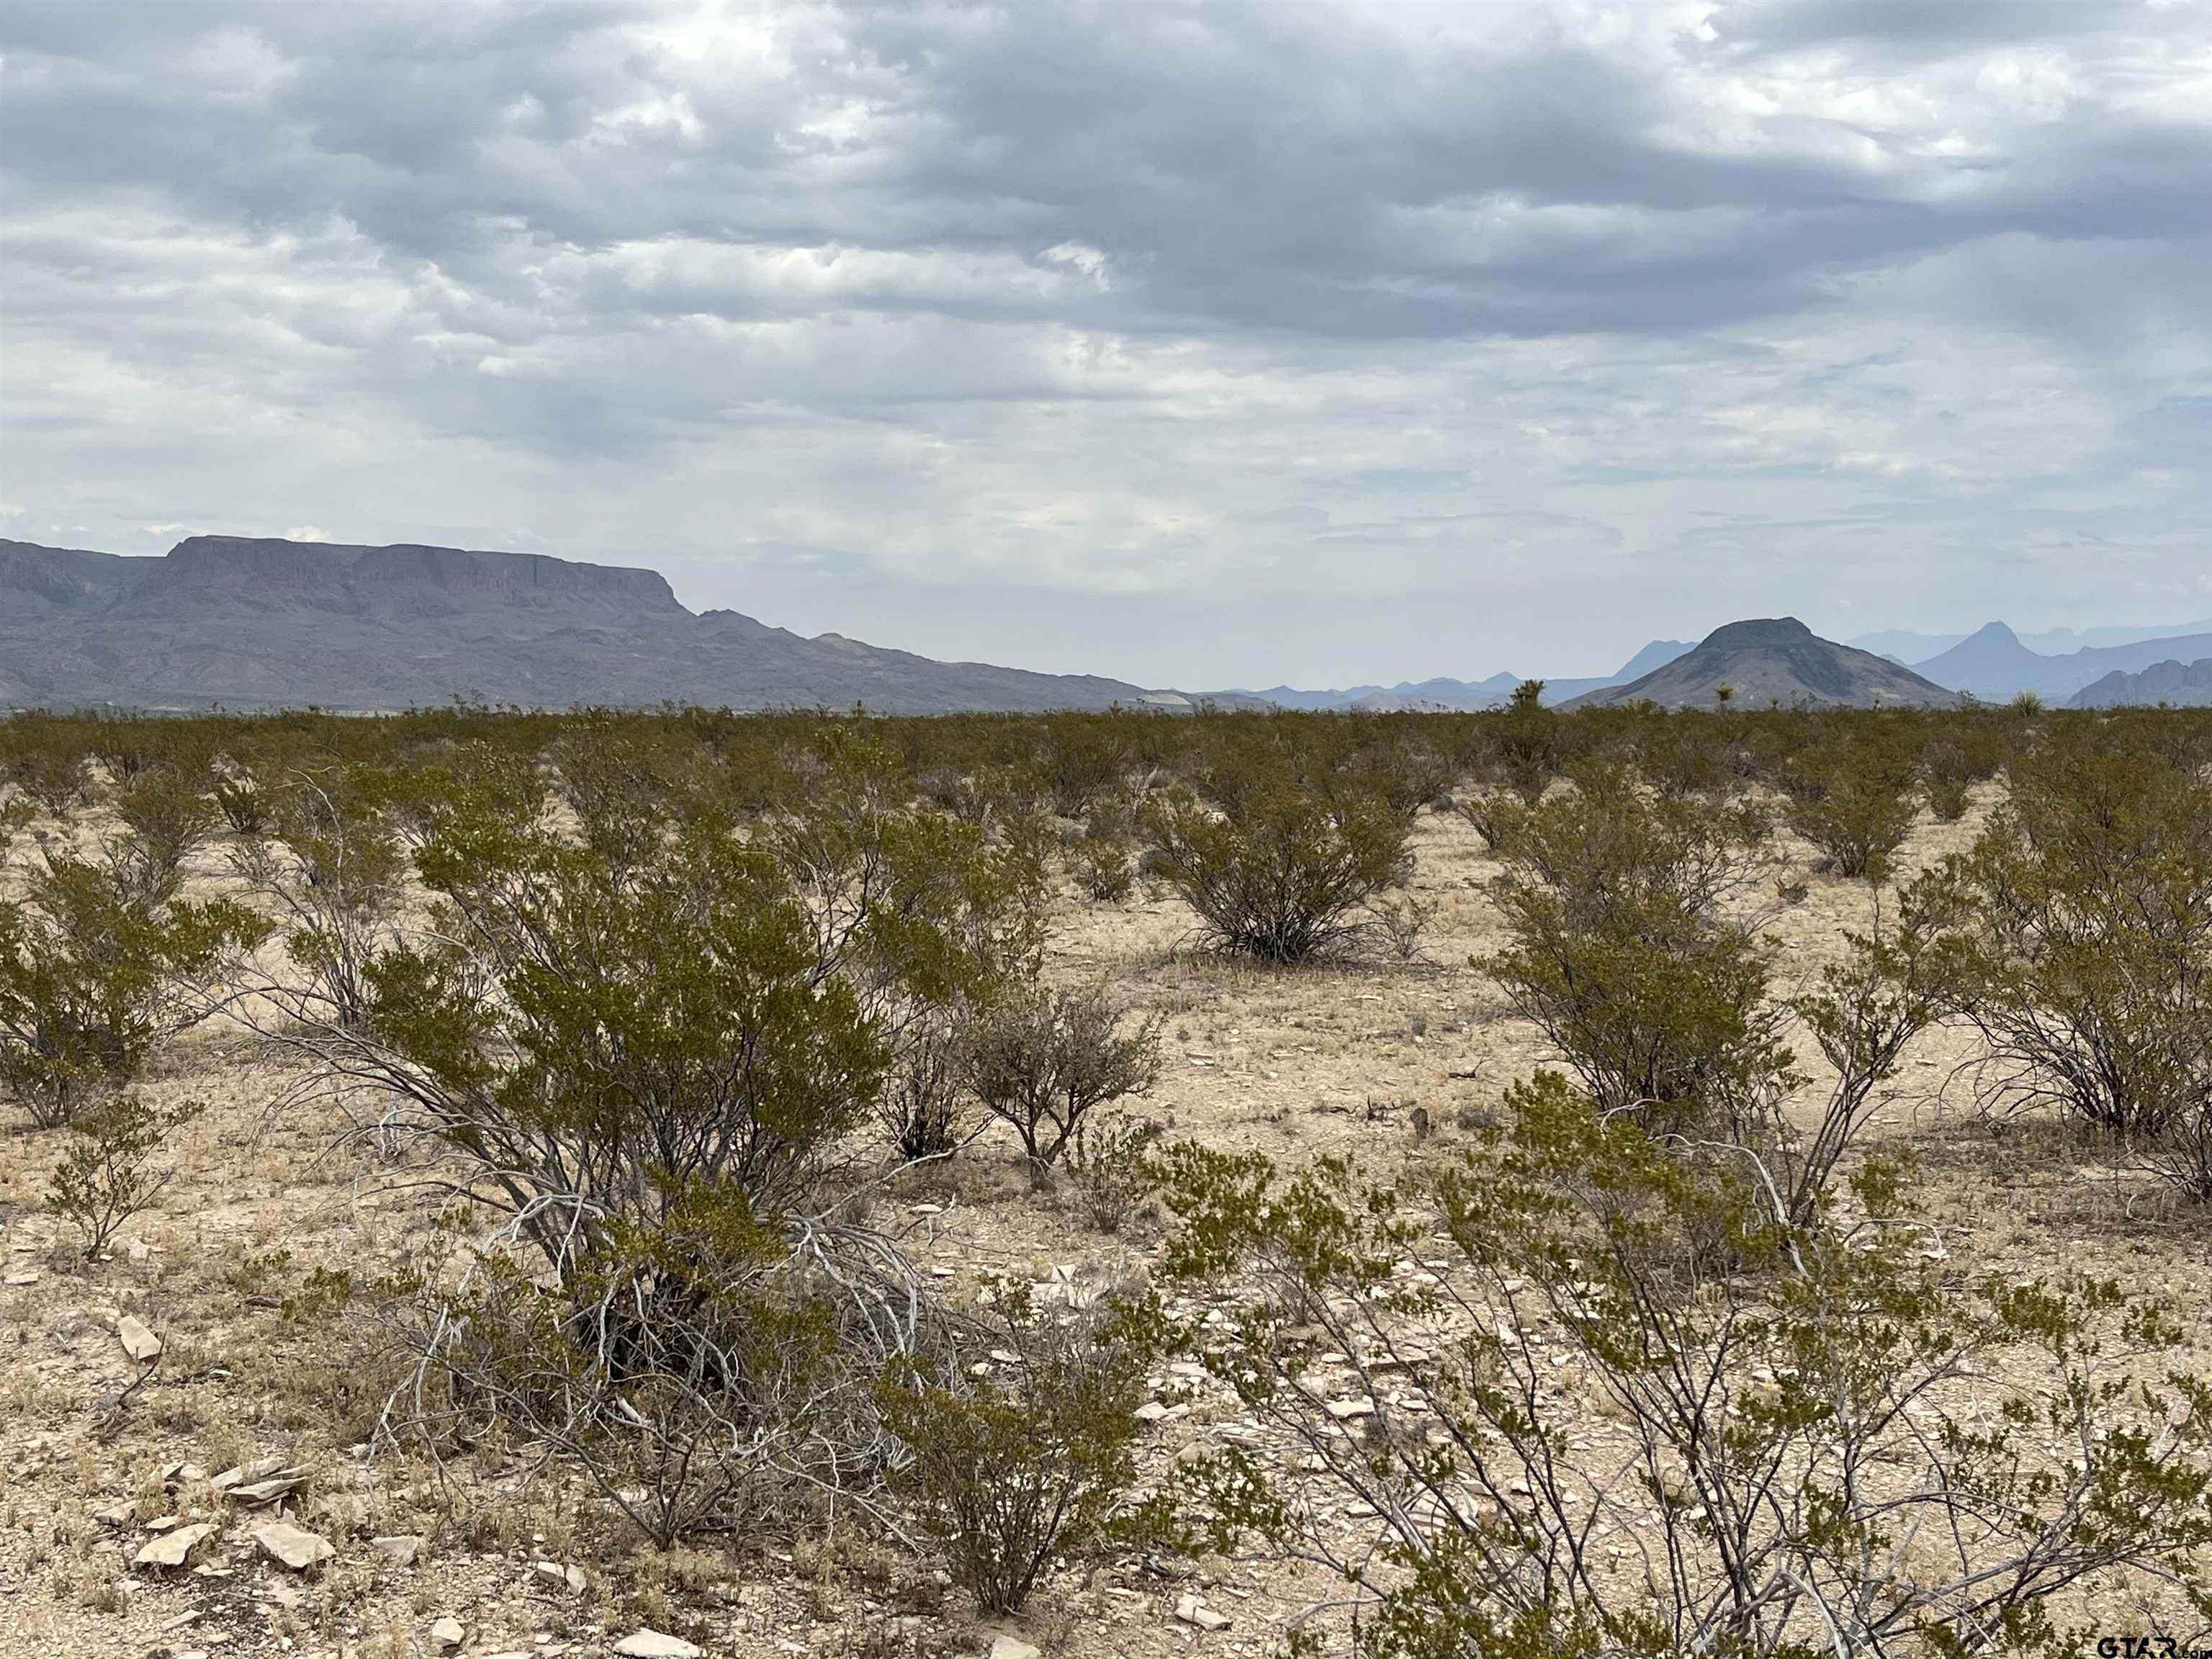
[0,534,1169,712]
[1696,616,1817,650]
[114,536,687,621]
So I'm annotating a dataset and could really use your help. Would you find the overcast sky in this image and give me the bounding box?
[4,1,2210,685]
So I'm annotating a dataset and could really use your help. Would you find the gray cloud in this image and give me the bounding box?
[4,0,2211,685]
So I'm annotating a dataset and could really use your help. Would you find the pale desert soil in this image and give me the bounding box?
[1,789,2206,1659]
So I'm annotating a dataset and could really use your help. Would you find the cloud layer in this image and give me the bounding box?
[5,0,2210,683]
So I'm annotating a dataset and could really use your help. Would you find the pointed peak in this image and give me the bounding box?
[1967,620,2020,644]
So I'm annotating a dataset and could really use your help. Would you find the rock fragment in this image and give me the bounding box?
[117,1314,163,1363]
[372,1534,427,1567]
[613,1632,703,1658]
[1173,1593,1232,1631]
[134,1523,215,1568]
[252,1520,335,1570]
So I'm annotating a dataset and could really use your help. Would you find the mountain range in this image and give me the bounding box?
[5,534,2211,714]
[1849,620,2212,661]
[1904,621,2212,704]
[0,536,1189,714]
[2072,658,2212,709]
[1228,639,1694,711]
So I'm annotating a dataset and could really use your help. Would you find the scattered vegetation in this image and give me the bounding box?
[4,698,2211,1644]
[1159,1073,2212,1658]
[47,1095,202,1259]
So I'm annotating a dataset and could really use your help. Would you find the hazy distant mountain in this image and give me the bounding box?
[1909,622,2053,700]
[1539,639,1695,705]
[0,536,1185,714]
[1233,674,1517,711]
[2070,658,2212,709]
[1563,618,1959,711]
[1854,619,2212,661]
[1231,639,1692,712]
[1910,621,2212,702]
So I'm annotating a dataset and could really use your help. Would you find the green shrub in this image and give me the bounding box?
[1072,799,1138,902]
[1143,768,1411,962]
[1495,678,1558,804]
[48,1096,202,1258]
[327,797,951,1547]
[108,766,218,903]
[880,1292,1156,1614]
[230,764,410,1033]
[1157,1072,2212,1659]
[1036,719,1131,819]
[1,733,88,817]
[1939,727,2212,1144]
[0,855,266,1127]
[966,983,1161,1173]
[1782,727,1920,881]
[359,804,889,1244]
[1478,760,1784,1130]
[1062,1110,1161,1232]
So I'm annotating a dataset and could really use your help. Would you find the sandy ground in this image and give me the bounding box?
[1,787,2208,1659]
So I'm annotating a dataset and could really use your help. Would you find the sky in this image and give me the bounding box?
[4,1,2211,688]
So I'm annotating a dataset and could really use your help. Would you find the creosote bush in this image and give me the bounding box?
[1781,726,1920,882]
[229,764,410,1033]
[1478,759,1782,1131]
[1157,1072,2212,1659]
[1143,757,1412,962]
[48,1096,202,1259]
[0,853,266,1127]
[966,982,1161,1174]
[879,1288,1159,1614]
[1938,725,2212,1173]
[285,792,932,1545]
[107,766,217,904]
[1061,1110,1161,1233]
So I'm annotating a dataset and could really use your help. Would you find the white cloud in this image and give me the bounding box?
[2,0,2209,683]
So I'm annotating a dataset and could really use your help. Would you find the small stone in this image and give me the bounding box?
[987,1638,1041,1659]
[1325,1395,1377,1421]
[612,1634,701,1659]
[530,1560,586,1592]
[431,1617,467,1648]
[3,1269,39,1286]
[135,1523,216,1568]
[1173,1593,1232,1631]
[1133,1401,1170,1423]
[92,1499,137,1527]
[117,1313,163,1363]
[252,1521,335,1571]
[230,1469,309,1506]
[372,1534,426,1568]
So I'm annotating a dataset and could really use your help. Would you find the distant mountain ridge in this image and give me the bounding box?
[1228,639,1694,711]
[2070,658,2212,709]
[1909,621,2212,702]
[1563,619,1959,711]
[1853,619,2212,661]
[0,536,1186,714]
